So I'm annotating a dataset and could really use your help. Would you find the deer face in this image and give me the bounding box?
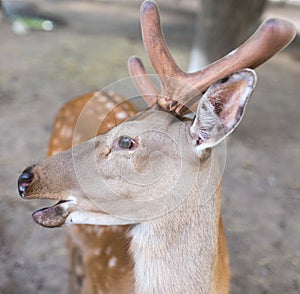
[18,108,190,227]
[18,108,184,227]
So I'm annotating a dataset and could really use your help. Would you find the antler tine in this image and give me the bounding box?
[140,1,184,79]
[140,1,296,116]
[176,17,296,115]
[141,0,190,113]
[127,56,158,106]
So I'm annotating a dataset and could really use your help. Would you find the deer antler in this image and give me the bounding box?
[127,56,158,106]
[129,0,296,115]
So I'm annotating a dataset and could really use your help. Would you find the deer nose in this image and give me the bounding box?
[18,167,34,199]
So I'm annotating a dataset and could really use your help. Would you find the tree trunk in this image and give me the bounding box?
[189,0,267,71]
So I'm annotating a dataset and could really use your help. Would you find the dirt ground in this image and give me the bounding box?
[0,1,299,293]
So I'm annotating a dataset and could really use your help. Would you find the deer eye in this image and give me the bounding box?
[118,136,135,149]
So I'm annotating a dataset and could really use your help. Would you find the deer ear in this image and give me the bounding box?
[190,69,257,153]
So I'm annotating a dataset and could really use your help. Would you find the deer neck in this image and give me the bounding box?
[129,153,221,294]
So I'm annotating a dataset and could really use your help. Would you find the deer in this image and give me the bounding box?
[17,1,295,293]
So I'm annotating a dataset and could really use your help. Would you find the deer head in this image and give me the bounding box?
[18,0,295,228]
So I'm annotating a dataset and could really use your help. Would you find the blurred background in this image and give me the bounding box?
[0,0,299,293]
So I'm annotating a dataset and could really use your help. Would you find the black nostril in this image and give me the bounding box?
[18,167,34,199]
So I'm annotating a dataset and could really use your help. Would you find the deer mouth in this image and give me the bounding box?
[32,199,75,228]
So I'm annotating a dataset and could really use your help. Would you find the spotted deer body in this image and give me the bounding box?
[18,1,295,293]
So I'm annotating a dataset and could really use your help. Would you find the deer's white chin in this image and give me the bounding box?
[65,211,137,226]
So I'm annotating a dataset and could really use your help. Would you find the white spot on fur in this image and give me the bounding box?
[105,122,114,128]
[94,248,101,255]
[55,121,62,129]
[105,102,114,110]
[114,95,123,102]
[98,95,107,103]
[60,125,72,138]
[108,256,117,268]
[111,226,122,233]
[116,111,128,119]
[64,109,71,116]
[52,138,60,146]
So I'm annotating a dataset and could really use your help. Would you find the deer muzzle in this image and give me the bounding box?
[17,150,81,227]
